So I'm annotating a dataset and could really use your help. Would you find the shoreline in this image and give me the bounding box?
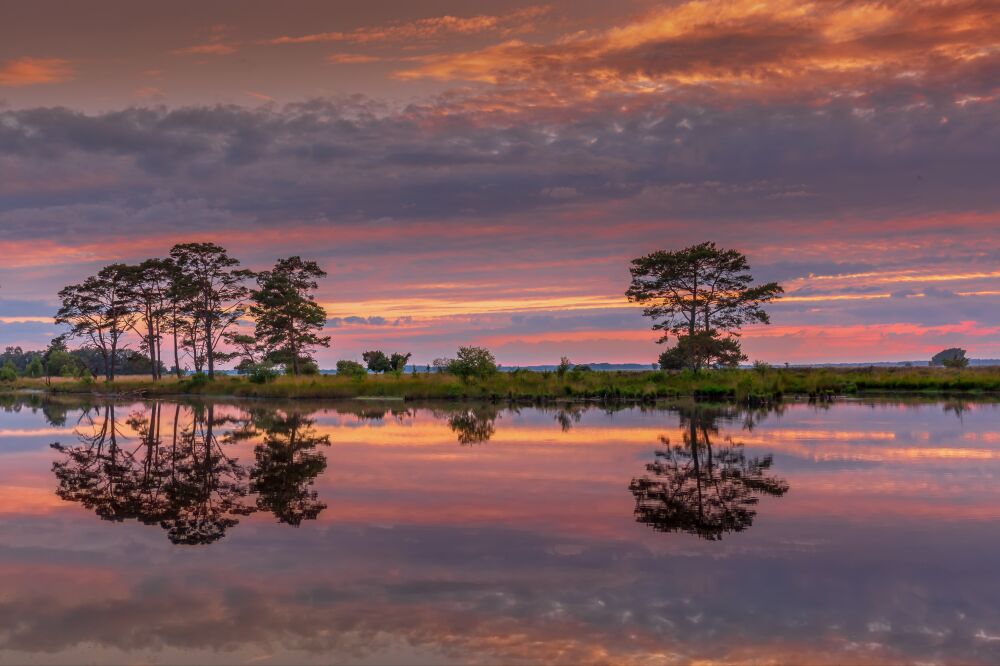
[5,366,1000,403]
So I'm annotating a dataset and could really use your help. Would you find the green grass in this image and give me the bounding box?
[5,365,1000,403]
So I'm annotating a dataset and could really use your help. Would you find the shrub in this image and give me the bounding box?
[336,360,367,378]
[0,362,16,382]
[298,360,321,375]
[389,352,412,373]
[452,346,497,380]
[362,350,392,373]
[188,371,211,387]
[247,363,278,384]
[659,332,746,370]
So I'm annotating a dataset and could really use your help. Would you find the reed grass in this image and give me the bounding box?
[8,365,1000,403]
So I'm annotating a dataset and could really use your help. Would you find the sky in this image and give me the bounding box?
[1,0,999,366]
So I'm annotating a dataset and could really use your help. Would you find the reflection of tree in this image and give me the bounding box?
[158,404,254,544]
[943,400,972,420]
[339,403,414,423]
[247,410,330,525]
[629,405,789,540]
[444,406,499,445]
[51,401,333,543]
[554,405,584,432]
[51,404,152,523]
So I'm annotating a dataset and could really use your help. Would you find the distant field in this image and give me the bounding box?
[7,365,1000,403]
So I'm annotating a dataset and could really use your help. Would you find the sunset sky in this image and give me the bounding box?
[1,0,999,365]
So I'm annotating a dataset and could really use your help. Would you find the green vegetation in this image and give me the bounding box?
[362,350,411,374]
[434,346,498,380]
[335,359,367,378]
[10,365,1000,402]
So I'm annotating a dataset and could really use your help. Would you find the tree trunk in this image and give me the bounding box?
[154,319,162,380]
[206,313,215,379]
[172,308,182,378]
[290,319,298,375]
[102,346,112,382]
[147,314,157,381]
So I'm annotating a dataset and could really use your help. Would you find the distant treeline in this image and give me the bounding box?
[0,344,161,381]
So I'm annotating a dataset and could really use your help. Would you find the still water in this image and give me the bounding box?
[0,394,999,665]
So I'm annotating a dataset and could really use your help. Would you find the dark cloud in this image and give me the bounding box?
[1,91,998,246]
[327,315,404,327]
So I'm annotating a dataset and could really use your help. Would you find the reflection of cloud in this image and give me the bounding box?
[3,399,1000,662]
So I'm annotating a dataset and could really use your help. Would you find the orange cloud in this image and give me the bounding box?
[170,43,237,56]
[0,57,72,86]
[327,53,384,64]
[266,6,550,45]
[394,0,1000,106]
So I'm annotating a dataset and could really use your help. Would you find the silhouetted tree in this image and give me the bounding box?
[250,256,330,375]
[124,259,173,380]
[627,243,782,371]
[56,264,137,380]
[170,243,254,379]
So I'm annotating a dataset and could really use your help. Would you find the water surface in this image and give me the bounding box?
[1,395,999,664]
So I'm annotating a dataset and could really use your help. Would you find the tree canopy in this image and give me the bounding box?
[170,242,254,379]
[250,256,330,375]
[627,242,782,371]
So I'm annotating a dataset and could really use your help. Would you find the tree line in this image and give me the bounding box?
[32,240,782,380]
[53,243,330,381]
[27,239,974,379]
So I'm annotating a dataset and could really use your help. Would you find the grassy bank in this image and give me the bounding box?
[6,365,1000,403]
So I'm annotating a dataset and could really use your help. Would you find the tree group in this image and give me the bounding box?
[54,243,330,380]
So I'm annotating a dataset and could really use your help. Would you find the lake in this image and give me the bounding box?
[0,394,999,664]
